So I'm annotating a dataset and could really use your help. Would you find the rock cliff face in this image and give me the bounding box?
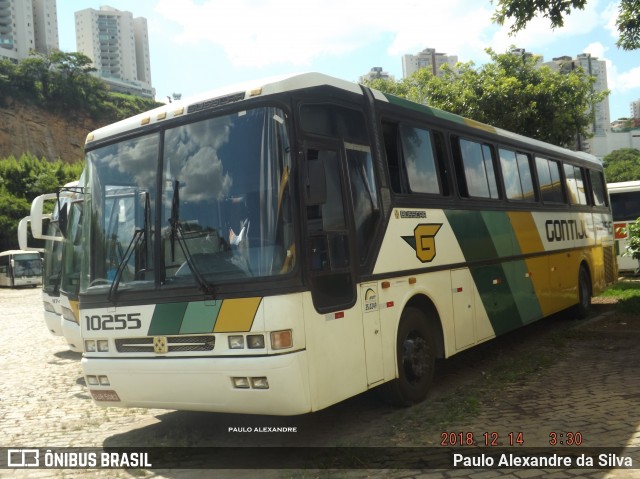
[0,98,104,162]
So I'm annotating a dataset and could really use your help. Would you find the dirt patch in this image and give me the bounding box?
[582,302,640,333]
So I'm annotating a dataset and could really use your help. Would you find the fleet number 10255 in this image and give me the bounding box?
[85,313,142,331]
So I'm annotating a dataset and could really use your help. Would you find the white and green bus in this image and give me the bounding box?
[0,250,42,288]
[79,73,616,415]
[20,183,83,349]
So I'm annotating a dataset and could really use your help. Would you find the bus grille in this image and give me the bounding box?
[604,245,616,284]
[115,335,215,353]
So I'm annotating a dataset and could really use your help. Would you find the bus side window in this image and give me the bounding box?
[499,148,535,201]
[536,156,565,203]
[398,124,441,195]
[454,137,499,199]
[588,170,608,207]
[564,163,588,205]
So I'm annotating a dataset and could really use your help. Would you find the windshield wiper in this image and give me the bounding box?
[107,191,150,302]
[168,180,214,294]
[107,228,144,302]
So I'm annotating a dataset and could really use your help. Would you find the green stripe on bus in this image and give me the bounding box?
[447,210,543,334]
[469,263,522,335]
[445,210,498,261]
[481,211,520,257]
[383,94,467,126]
[502,260,543,324]
[180,301,222,334]
[148,302,188,335]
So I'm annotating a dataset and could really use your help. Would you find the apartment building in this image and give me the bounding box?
[75,6,153,98]
[359,67,395,83]
[0,0,58,62]
[544,53,611,137]
[402,47,458,79]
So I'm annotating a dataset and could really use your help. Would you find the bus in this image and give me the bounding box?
[79,72,616,415]
[608,181,640,273]
[21,183,82,348]
[0,250,42,288]
[58,186,84,352]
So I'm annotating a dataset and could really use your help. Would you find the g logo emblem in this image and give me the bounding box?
[401,223,442,263]
[414,224,441,262]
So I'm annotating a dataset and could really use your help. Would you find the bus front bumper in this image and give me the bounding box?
[61,319,82,353]
[81,350,312,416]
[44,311,63,336]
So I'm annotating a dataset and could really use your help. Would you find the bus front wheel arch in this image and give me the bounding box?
[379,306,437,407]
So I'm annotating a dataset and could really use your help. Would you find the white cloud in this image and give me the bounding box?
[618,67,640,90]
[154,0,496,68]
[583,41,607,59]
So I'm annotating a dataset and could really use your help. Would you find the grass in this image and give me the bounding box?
[596,279,640,315]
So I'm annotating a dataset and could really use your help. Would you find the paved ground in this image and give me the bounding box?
[0,286,638,479]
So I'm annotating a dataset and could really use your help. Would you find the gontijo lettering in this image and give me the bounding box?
[545,219,588,242]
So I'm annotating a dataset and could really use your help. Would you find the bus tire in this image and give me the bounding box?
[574,265,592,319]
[380,307,436,407]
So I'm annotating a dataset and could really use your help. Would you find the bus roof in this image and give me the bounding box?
[85,72,602,168]
[607,180,640,192]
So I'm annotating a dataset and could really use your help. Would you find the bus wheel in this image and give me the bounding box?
[380,307,436,406]
[574,265,592,319]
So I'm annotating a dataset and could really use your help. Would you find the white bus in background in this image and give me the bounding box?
[608,181,640,273]
[18,215,63,336]
[20,182,83,351]
[0,250,42,288]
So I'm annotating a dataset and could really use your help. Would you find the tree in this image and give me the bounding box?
[493,0,640,50]
[603,148,640,182]
[364,48,607,149]
[0,155,84,250]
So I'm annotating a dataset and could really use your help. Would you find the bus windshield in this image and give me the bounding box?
[82,106,294,295]
[14,253,42,277]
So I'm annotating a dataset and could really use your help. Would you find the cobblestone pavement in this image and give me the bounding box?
[0,287,638,479]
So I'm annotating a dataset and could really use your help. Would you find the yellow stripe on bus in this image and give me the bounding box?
[213,297,262,333]
[69,299,80,324]
[507,211,544,253]
[508,212,556,315]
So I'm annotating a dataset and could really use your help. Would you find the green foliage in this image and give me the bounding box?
[0,155,84,251]
[106,92,164,121]
[603,148,640,182]
[0,51,162,121]
[622,218,640,263]
[365,48,606,148]
[493,0,640,50]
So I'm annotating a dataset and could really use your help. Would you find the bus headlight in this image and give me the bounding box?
[43,301,56,313]
[232,377,250,388]
[85,340,96,352]
[247,334,265,349]
[228,335,244,349]
[97,340,109,352]
[250,377,269,389]
[61,306,78,324]
[270,330,292,350]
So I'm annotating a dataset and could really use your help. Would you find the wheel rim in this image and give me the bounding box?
[402,333,430,384]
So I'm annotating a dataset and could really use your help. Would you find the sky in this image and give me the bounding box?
[56,0,640,121]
